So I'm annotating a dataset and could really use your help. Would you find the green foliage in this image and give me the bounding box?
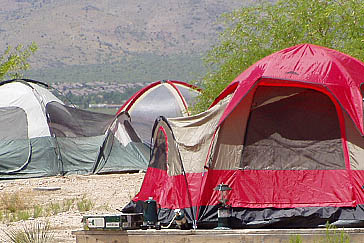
[289,234,303,243]
[3,221,54,243]
[61,198,76,212]
[76,195,95,212]
[287,222,350,243]
[315,222,350,243]
[47,202,61,216]
[0,42,38,81]
[16,210,31,221]
[195,0,364,111]
[32,205,43,219]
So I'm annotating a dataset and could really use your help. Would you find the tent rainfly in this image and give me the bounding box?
[117,80,201,147]
[123,44,364,228]
[0,79,148,179]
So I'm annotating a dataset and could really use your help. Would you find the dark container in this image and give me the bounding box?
[143,197,158,224]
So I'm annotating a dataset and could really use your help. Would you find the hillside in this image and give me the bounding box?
[0,0,248,83]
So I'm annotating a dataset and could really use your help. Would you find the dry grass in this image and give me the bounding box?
[0,192,27,212]
[0,191,94,223]
[3,221,54,243]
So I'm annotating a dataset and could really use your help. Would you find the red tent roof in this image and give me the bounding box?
[213,44,364,135]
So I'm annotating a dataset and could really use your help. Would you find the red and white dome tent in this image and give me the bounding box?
[123,44,364,228]
[117,80,201,147]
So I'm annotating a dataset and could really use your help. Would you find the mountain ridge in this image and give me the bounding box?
[0,0,248,82]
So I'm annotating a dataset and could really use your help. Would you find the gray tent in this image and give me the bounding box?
[117,80,201,147]
[0,79,148,179]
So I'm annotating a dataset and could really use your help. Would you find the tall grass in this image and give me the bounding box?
[1,192,26,213]
[318,222,350,243]
[288,222,350,243]
[289,235,303,243]
[3,221,54,243]
[33,206,43,219]
[77,195,95,212]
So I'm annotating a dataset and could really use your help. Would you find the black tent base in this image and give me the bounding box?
[198,205,364,229]
[123,201,364,229]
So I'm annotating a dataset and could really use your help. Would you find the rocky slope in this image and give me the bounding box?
[0,0,248,82]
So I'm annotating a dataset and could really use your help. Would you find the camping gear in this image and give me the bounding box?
[123,44,364,228]
[174,209,188,229]
[214,183,232,229]
[0,79,148,179]
[120,213,144,230]
[82,213,143,230]
[141,197,161,230]
[83,215,121,229]
[117,80,201,147]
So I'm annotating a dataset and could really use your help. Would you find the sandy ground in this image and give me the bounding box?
[0,173,145,242]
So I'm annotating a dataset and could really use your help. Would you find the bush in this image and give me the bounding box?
[3,221,54,243]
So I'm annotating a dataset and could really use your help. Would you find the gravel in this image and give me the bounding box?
[0,173,145,242]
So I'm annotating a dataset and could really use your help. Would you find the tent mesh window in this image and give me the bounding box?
[46,102,114,137]
[240,86,345,170]
[150,126,168,171]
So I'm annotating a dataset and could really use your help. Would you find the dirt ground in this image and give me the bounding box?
[0,173,145,242]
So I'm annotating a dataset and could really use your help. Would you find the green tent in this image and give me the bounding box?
[0,79,149,179]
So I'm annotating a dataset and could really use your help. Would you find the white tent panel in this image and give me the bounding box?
[0,82,60,138]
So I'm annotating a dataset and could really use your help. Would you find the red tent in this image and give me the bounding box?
[124,44,364,228]
[213,43,364,134]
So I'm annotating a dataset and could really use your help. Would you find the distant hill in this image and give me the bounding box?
[0,0,249,83]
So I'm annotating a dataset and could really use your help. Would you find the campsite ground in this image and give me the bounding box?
[0,173,145,242]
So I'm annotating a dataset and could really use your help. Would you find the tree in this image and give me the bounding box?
[194,0,364,112]
[0,42,38,81]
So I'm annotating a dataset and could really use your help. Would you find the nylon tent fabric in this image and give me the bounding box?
[45,101,116,175]
[117,80,201,147]
[123,97,230,225]
[212,43,364,135]
[124,44,364,228]
[92,112,149,174]
[0,80,61,179]
[0,79,149,179]
[197,86,354,227]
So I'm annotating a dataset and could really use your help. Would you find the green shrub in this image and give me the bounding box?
[62,198,76,212]
[48,202,61,216]
[289,235,303,243]
[77,196,94,212]
[32,205,43,219]
[317,222,350,243]
[289,222,351,243]
[16,210,31,221]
